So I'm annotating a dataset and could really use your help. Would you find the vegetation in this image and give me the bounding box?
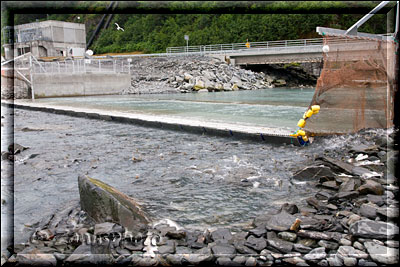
[3,1,394,55]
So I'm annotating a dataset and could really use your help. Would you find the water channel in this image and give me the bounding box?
[4,87,362,244]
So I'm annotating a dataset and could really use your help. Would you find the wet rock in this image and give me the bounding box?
[364,241,399,265]
[78,175,150,233]
[292,165,335,181]
[283,256,307,265]
[280,203,299,214]
[244,235,267,252]
[349,220,399,239]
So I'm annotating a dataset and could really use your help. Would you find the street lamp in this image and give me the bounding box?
[184,35,189,54]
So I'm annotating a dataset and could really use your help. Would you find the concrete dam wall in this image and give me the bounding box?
[31,72,130,98]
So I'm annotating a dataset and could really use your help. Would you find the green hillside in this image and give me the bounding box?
[5,1,394,54]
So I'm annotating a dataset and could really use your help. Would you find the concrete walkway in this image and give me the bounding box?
[2,100,300,145]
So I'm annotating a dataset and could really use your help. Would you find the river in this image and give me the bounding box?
[2,88,375,244]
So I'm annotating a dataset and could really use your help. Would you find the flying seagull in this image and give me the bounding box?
[115,23,124,31]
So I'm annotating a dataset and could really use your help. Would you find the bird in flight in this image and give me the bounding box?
[115,23,125,31]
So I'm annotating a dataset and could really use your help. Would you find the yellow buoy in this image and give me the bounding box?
[297,129,306,136]
[311,105,320,114]
[297,119,306,128]
[305,109,313,118]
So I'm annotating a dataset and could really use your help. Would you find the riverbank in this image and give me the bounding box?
[123,56,317,95]
[1,105,398,266]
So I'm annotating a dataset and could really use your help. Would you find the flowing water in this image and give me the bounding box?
[26,88,315,132]
[3,88,377,244]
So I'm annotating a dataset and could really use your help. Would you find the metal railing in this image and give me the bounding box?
[166,38,325,55]
[31,58,131,74]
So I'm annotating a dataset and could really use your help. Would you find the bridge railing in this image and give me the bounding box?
[166,38,325,55]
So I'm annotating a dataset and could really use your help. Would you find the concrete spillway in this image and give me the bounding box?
[2,100,301,146]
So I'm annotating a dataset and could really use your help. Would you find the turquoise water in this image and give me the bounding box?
[33,88,315,132]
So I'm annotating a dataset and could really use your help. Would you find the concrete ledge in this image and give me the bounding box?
[2,101,300,146]
[32,72,130,98]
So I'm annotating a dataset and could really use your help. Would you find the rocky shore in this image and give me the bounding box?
[3,128,398,266]
[122,56,315,95]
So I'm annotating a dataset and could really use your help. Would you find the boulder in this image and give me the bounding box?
[364,242,398,265]
[292,165,335,182]
[193,79,205,90]
[357,180,384,195]
[349,220,399,239]
[264,211,298,231]
[78,175,150,234]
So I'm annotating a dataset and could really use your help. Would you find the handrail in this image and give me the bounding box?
[166,38,326,54]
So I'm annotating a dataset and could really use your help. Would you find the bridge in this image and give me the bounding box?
[166,38,325,65]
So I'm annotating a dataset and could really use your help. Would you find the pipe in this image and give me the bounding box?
[86,1,115,50]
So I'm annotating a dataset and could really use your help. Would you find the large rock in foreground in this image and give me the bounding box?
[78,175,150,233]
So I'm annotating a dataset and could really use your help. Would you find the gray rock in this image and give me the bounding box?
[211,244,236,258]
[78,175,150,234]
[337,246,369,260]
[364,241,399,265]
[277,232,297,242]
[367,195,384,206]
[283,256,307,265]
[183,247,214,265]
[267,238,293,254]
[265,211,297,231]
[349,220,399,239]
[166,229,186,239]
[296,230,332,240]
[376,206,399,219]
[343,257,358,266]
[248,227,267,237]
[216,256,234,266]
[244,235,267,252]
[359,203,379,219]
[293,243,312,253]
[245,256,257,266]
[65,244,113,264]
[211,228,233,243]
[16,247,57,266]
[357,180,384,195]
[292,165,334,181]
[158,244,175,254]
[232,255,247,265]
[318,240,339,250]
[94,222,122,235]
[303,247,326,261]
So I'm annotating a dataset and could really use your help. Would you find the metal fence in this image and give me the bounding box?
[31,58,131,74]
[166,38,325,55]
